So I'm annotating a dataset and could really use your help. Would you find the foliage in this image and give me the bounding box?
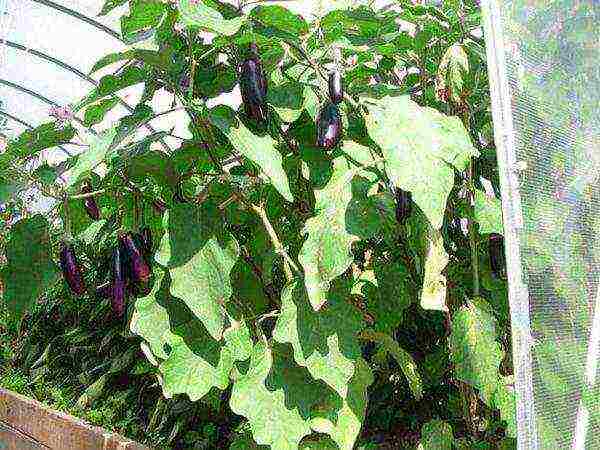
[0,0,517,448]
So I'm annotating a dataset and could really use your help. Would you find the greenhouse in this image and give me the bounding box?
[0,0,598,449]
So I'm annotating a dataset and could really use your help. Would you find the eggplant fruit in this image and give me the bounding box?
[394,188,412,225]
[316,102,342,149]
[111,246,126,317]
[240,45,268,123]
[328,71,344,104]
[134,227,153,259]
[59,243,86,296]
[119,233,151,294]
[488,233,506,279]
[81,180,100,221]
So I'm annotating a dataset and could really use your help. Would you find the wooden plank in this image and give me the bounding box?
[0,422,48,450]
[0,389,148,450]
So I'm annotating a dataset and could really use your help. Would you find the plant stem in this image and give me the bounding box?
[69,189,106,200]
[468,159,480,297]
[250,203,298,282]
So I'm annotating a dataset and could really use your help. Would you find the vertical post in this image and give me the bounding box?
[480,1,538,448]
[571,282,600,449]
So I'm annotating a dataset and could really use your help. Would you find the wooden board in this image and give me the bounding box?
[0,389,148,450]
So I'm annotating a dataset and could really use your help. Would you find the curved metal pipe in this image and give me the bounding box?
[1,39,169,151]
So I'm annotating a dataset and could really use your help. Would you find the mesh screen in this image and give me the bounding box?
[482,0,599,448]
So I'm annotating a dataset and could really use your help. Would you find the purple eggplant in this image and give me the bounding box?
[240,45,268,123]
[488,233,506,279]
[316,102,342,149]
[119,233,151,293]
[111,246,126,317]
[81,180,100,221]
[394,188,412,225]
[59,243,86,296]
[328,71,344,104]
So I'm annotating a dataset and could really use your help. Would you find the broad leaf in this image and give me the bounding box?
[474,189,503,235]
[273,279,363,398]
[298,157,362,310]
[229,343,313,450]
[156,203,240,340]
[309,358,374,450]
[250,5,309,39]
[0,216,60,324]
[131,267,252,401]
[209,106,293,202]
[178,0,245,36]
[364,95,478,229]
[449,298,503,404]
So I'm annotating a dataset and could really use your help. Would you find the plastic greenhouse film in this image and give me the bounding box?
[481,0,600,449]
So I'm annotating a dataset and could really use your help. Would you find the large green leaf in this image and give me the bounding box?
[155,203,240,341]
[474,189,503,235]
[250,5,309,39]
[209,106,293,202]
[65,126,118,188]
[229,343,313,450]
[131,267,252,401]
[364,95,478,229]
[0,216,60,324]
[448,298,503,404]
[178,0,245,36]
[273,279,363,398]
[309,358,374,450]
[298,157,361,310]
[362,259,412,333]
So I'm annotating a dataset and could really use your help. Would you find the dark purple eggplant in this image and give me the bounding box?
[240,45,268,123]
[488,233,506,279]
[111,246,126,317]
[59,243,86,296]
[328,71,344,104]
[316,102,342,149]
[394,188,412,225]
[81,180,100,221]
[119,233,151,294]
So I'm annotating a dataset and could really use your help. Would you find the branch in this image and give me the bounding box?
[250,203,299,282]
[69,189,106,200]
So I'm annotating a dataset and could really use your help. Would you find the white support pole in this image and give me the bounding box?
[571,281,600,449]
[480,1,539,449]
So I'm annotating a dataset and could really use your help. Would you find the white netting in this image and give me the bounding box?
[482,0,600,448]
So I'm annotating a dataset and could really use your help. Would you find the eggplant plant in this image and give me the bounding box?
[0,1,516,448]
